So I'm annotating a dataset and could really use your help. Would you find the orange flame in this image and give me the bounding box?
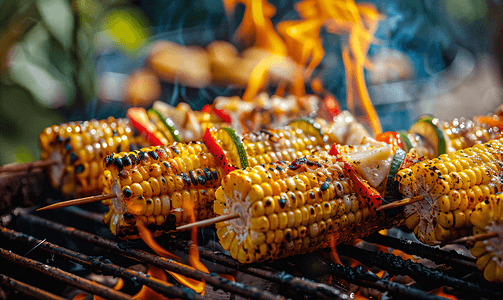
[329,235,343,265]
[226,0,306,101]
[133,265,172,300]
[430,286,458,300]
[136,222,206,294]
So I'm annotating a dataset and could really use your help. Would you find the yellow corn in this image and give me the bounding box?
[440,118,500,151]
[102,142,224,239]
[469,193,503,283]
[396,138,503,245]
[39,117,147,197]
[214,151,401,264]
[101,124,332,240]
[241,128,330,167]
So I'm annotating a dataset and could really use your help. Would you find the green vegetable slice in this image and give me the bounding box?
[397,130,413,152]
[147,108,181,143]
[217,127,248,169]
[385,148,406,198]
[409,117,446,157]
[289,118,324,141]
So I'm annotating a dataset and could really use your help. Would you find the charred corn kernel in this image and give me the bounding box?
[468,192,503,283]
[398,139,503,245]
[452,210,466,228]
[250,201,265,217]
[214,152,401,263]
[39,118,143,197]
[102,142,226,239]
[405,213,420,229]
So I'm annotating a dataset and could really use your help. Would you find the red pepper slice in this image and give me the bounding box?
[343,161,383,210]
[203,128,236,174]
[375,131,404,151]
[328,144,341,158]
[202,105,213,114]
[212,107,232,124]
[474,116,503,131]
[127,107,168,146]
[201,105,232,123]
[323,95,340,118]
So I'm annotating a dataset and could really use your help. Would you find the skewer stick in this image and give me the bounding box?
[176,212,241,231]
[375,195,424,212]
[37,193,117,211]
[451,232,499,245]
[0,159,57,173]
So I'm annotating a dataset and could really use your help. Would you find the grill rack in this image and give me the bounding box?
[1,202,502,300]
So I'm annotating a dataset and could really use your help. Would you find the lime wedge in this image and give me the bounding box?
[289,118,324,141]
[409,117,446,157]
[147,108,181,142]
[217,127,248,169]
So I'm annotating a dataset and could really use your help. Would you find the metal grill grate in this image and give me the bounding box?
[1,202,501,300]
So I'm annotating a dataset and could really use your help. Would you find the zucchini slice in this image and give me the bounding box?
[147,108,181,143]
[289,118,324,141]
[409,117,446,157]
[216,127,248,169]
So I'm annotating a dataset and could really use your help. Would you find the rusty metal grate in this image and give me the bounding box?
[0,202,501,300]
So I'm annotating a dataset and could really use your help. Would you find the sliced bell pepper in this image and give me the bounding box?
[203,128,236,174]
[375,131,404,151]
[343,161,383,210]
[202,105,232,124]
[127,107,168,146]
[323,95,340,118]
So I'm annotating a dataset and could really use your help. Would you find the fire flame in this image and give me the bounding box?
[136,220,207,295]
[227,0,382,135]
[430,286,458,300]
[133,266,172,300]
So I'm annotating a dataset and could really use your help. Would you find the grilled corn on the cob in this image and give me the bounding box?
[396,138,503,244]
[469,193,503,283]
[39,117,147,197]
[101,126,331,239]
[214,151,402,264]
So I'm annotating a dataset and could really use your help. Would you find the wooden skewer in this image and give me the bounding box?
[0,159,57,173]
[451,232,499,245]
[176,212,241,231]
[376,195,424,212]
[37,193,117,211]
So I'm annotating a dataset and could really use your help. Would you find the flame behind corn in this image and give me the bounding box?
[397,138,503,245]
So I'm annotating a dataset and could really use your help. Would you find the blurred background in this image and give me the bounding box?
[0,0,502,165]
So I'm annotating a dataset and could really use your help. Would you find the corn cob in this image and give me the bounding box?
[213,151,402,264]
[469,193,503,283]
[396,138,503,245]
[102,142,224,239]
[39,117,147,197]
[100,126,330,239]
[438,118,501,151]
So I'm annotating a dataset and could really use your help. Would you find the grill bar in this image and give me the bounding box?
[14,213,286,300]
[172,239,345,299]
[0,248,133,300]
[336,244,503,299]
[329,264,445,300]
[0,274,66,300]
[364,233,477,269]
[0,226,206,300]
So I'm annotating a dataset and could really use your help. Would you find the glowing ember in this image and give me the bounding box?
[430,286,458,300]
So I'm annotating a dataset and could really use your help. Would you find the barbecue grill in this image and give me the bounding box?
[1,171,502,300]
